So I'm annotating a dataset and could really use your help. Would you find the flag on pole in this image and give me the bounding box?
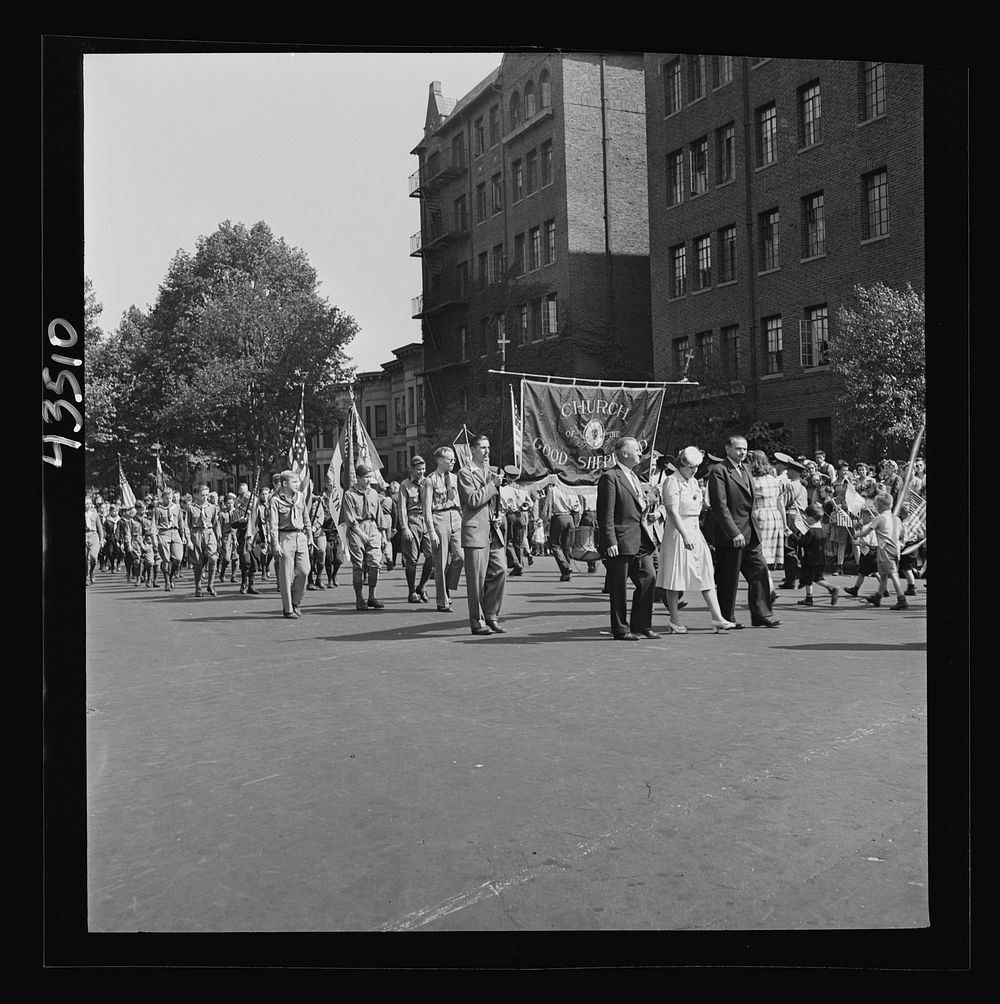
[900,484,927,543]
[510,385,523,472]
[327,436,343,494]
[243,467,263,562]
[453,425,473,471]
[337,391,386,490]
[118,457,137,509]
[892,421,926,517]
[155,452,166,493]
[288,384,313,511]
[843,482,865,517]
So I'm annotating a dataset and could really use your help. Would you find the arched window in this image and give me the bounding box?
[539,69,551,108]
[509,91,521,130]
[524,79,537,119]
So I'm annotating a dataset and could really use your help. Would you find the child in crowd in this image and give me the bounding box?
[796,503,840,606]
[854,492,908,610]
[897,503,920,597]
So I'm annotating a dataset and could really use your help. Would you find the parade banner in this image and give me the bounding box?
[453,425,473,471]
[519,379,667,486]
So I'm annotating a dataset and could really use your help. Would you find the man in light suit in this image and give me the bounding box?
[458,434,508,635]
[706,434,781,628]
[596,437,660,641]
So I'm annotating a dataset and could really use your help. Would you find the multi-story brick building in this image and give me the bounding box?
[645,56,924,458]
[410,53,652,443]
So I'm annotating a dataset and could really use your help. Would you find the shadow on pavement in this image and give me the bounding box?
[771,642,926,652]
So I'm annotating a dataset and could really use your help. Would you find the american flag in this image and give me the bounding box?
[155,452,166,492]
[288,385,312,509]
[900,484,926,543]
[118,457,137,509]
[510,385,523,472]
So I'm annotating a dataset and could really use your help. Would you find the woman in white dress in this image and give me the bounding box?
[656,446,736,633]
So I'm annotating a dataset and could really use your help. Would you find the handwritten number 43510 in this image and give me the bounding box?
[42,318,83,467]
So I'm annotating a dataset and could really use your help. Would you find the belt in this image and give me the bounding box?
[278,527,305,533]
[432,506,459,513]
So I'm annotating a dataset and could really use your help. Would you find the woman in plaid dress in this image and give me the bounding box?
[749,451,785,571]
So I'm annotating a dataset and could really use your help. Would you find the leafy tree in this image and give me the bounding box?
[830,282,925,459]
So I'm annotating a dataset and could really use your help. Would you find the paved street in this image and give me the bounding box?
[85,557,927,933]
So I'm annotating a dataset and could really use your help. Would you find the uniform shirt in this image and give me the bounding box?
[398,476,426,527]
[543,482,582,520]
[268,491,308,534]
[342,486,382,525]
[153,502,183,532]
[424,470,460,512]
[230,496,253,529]
[185,502,220,533]
[85,509,103,536]
[124,515,144,544]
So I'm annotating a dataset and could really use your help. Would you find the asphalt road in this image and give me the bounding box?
[85,556,928,933]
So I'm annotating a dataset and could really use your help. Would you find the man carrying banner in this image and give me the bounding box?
[268,469,313,619]
[398,455,434,603]
[306,489,331,591]
[423,446,464,612]
[596,437,659,640]
[458,435,508,635]
[84,494,105,586]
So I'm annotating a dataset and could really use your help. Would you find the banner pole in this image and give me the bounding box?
[661,349,696,460]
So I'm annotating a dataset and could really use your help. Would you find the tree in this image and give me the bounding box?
[830,282,925,459]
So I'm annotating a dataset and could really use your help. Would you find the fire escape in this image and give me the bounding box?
[409,144,469,423]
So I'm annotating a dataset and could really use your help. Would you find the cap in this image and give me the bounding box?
[773,452,793,464]
[707,453,724,464]
[785,458,806,472]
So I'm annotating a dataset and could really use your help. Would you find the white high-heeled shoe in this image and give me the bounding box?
[711,619,737,633]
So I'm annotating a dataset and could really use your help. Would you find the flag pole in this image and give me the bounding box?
[892,421,926,517]
[661,349,696,461]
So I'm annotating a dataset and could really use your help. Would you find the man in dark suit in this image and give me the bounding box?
[458,434,508,636]
[706,434,781,628]
[596,437,660,641]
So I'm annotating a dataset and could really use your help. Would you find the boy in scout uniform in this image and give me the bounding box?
[216,493,236,584]
[128,499,157,587]
[306,490,330,591]
[268,470,313,618]
[184,483,223,597]
[398,455,434,603]
[323,475,345,587]
[422,446,465,612]
[152,486,189,590]
[343,464,385,610]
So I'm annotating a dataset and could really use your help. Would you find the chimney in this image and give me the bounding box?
[430,81,442,95]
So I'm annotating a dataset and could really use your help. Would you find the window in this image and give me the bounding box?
[798,80,822,147]
[688,55,705,101]
[459,325,467,361]
[394,396,404,433]
[526,148,538,193]
[860,61,886,121]
[489,104,500,147]
[864,169,889,239]
[763,316,783,375]
[756,103,777,166]
[718,224,737,282]
[509,92,521,131]
[716,122,735,184]
[451,133,465,168]
[669,243,687,298]
[513,232,525,275]
[539,69,551,108]
[801,305,830,368]
[759,208,780,270]
[530,298,543,341]
[541,139,553,187]
[802,192,826,257]
[545,294,558,336]
[417,384,424,423]
[321,429,334,449]
[721,324,740,379]
[543,219,556,265]
[664,58,682,115]
[689,136,708,195]
[528,226,541,270]
[712,55,733,88]
[496,312,506,349]
[455,261,468,297]
[454,194,468,231]
[374,405,388,438]
[365,406,372,434]
[694,234,712,290]
[478,316,489,355]
[673,336,691,378]
[491,172,503,215]
[524,80,537,119]
[474,117,485,157]
[477,251,489,288]
[406,384,414,425]
[666,149,684,206]
[512,159,523,202]
[491,243,505,283]
[518,303,529,345]
[808,417,832,457]
[696,330,715,376]
[476,182,487,223]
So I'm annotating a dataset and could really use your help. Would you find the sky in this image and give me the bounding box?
[83,50,504,373]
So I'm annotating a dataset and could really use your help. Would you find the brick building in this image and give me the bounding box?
[645,56,924,458]
[410,52,652,445]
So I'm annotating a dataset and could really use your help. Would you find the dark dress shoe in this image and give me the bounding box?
[437,605,453,612]
[636,629,661,639]
[282,611,296,619]
[486,621,507,634]
[246,586,260,595]
[613,632,640,641]
[472,627,493,636]
[752,617,781,628]
[307,583,317,591]
[677,601,688,610]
